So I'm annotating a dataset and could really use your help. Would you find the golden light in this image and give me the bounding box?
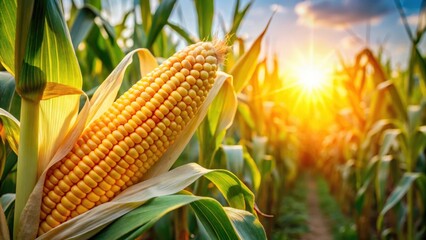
[294,64,329,92]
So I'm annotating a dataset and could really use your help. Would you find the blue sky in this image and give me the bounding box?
[96,0,424,70]
[169,0,424,70]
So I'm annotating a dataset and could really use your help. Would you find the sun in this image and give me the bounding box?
[294,64,329,92]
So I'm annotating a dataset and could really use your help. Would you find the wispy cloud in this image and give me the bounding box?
[295,0,394,27]
[270,4,287,13]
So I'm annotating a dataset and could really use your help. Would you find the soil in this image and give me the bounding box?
[301,178,333,240]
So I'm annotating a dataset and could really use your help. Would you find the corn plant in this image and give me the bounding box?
[0,0,267,239]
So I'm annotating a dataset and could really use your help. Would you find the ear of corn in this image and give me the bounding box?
[38,41,225,235]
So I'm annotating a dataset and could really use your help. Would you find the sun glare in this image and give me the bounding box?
[295,64,329,92]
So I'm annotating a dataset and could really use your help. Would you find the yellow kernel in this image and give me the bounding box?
[206,55,217,64]
[58,180,71,193]
[141,123,151,133]
[177,87,188,96]
[125,155,136,165]
[93,187,106,196]
[46,215,60,228]
[183,96,193,105]
[40,222,52,234]
[167,112,176,120]
[151,82,160,91]
[83,175,98,188]
[102,138,114,150]
[135,127,148,138]
[68,172,80,184]
[193,63,203,71]
[141,106,153,118]
[196,55,205,64]
[77,181,91,193]
[171,91,182,101]
[173,62,182,71]
[76,205,89,214]
[99,181,111,191]
[124,137,135,148]
[119,141,130,152]
[154,110,164,119]
[157,89,168,99]
[56,203,70,216]
[43,196,56,209]
[162,84,173,94]
[47,191,60,203]
[178,102,187,110]
[110,170,121,179]
[80,144,91,154]
[51,209,67,222]
[163,100,174,110]
[200,70,209,80]
[130,133,142,144]
[104,176,115,185]
[118,159,129,169]
[181,68,190,76]
[73,166,86,179]
[81,199,95,209]
[182,60,191,69]
[113,145,126,157]
[71,185,86,198]
[88,171,103,183]
[141,141,150,149]
[175,116,183,124]
[65,192,81,205]
[176,72,185,82]
[116,179,125,187]
[145,87,155,96]
[105,191,114,198]
[170,76,180,87]
[203,63,212,71]
[196,79,204,87]
[87,192,100,202]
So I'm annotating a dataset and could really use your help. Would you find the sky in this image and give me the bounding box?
[169,0,424,71]
[94,0,424,71]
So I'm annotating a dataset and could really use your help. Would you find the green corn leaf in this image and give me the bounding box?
[70,5,100,50]
[0,0,16,74]
[37,163,259,239]
[377,81,407,122]
[191,198,240,240]
[228,0,253,44]
[243,151,261,193]
[377,173,426,229]
[222,145,244,178]
[167,22,196,45]
[355,156,378,213]
[145,0,177,49]
[140,0,152,33]
[194,0,214,40]
[375,156,393,211]
[224,207,266,240]
[0,72,20,118]
[0,194,15,213]
[197,75,237,168]
[0,108,20,155]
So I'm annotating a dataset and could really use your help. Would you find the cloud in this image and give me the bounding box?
[401,14,419,26]
[270,4,287,13]
[295,0,394,27]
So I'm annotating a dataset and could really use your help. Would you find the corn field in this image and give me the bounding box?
[0,0,425,239]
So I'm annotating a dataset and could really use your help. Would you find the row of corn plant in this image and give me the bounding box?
[315,1,426,239]
[0,0,282,239]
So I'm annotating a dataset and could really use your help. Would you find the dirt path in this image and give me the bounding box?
[301,177,333,240]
